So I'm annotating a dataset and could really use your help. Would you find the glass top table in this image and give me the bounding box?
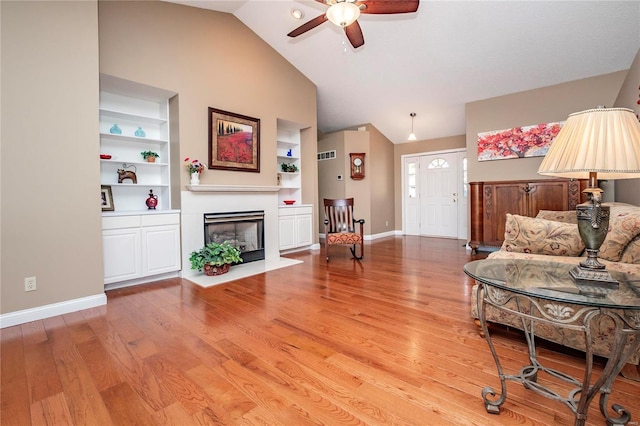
[464,259,640,426]
[465,258,640,308]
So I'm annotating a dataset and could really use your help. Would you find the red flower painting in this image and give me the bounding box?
[477,122,563,162]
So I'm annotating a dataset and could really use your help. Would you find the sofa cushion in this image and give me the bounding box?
[620,236,640,264]
[502,214,585,256]
[599,205,640,262]
[536,210,577,224]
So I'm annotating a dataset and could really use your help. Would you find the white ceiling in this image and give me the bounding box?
[168,1,640,143]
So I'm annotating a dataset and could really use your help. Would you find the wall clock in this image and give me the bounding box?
[350,153,365,180]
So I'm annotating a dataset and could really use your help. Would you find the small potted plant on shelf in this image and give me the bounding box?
[281,162,298,173]
[141,151,160,162]
[189,241,243,276]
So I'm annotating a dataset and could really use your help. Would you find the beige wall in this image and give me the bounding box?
[392,135,467,230]
[318,126,395,236]
[344,131,372,235]
[368,126,395,234]
[614,49,640,205]
[98,0,318,203]
[98,1,319,238]
[466,71,627,184]
[1,1,104,314]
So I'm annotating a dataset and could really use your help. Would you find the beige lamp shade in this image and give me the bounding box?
[538,107,640,180]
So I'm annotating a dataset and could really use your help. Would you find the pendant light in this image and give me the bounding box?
[408,112,417,141]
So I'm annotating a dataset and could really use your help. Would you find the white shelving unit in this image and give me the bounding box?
[277,119,302,204]
[99,75,181,288]
[99,76,173,212]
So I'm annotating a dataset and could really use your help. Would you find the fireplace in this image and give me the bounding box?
[204,210,265,263]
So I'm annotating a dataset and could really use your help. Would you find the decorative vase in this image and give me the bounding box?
[134,127,146,137]
[204,263,230,276]
[109,124,122,135]
[190,172,200,185]
[145,189,158,210]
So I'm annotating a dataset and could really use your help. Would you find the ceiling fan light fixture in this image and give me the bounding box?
[326,1,360,27]
[408,112,417,141]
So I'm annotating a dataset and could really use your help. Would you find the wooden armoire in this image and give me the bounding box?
[469,178,588,252]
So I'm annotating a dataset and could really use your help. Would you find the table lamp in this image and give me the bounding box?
[538,107,640,287]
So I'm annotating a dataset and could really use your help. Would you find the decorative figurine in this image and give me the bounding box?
[145,189,158,209]
[117,165,137,184]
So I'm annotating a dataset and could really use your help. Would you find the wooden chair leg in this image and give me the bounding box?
[325,242,329,262]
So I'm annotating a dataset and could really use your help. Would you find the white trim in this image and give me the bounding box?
[0,293,107,329]
[104,271,179,291]
[186,185,280,193]
[280,243,321,255]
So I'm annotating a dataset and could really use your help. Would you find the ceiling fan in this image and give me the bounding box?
[287,0,419,49]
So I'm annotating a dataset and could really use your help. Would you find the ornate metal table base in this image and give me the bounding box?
[477,284,640,426]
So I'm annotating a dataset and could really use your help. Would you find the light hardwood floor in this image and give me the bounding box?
[1,237,638,425]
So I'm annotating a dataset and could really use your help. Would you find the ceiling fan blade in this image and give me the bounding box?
[287,14,329,38]
[345,20,364,48]
[357,0,419,14]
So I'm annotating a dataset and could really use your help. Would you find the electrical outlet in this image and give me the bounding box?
[386,221,389,227]
[25,277,37,292]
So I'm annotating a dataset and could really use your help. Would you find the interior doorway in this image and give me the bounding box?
[403,149,467,239]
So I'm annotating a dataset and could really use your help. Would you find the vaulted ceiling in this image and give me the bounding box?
[168,1,640,143]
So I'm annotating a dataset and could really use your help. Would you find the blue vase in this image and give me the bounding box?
[109,124,122,135]
[134,127,146,137]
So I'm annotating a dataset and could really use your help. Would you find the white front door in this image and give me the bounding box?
[420,153,458,238]
[404,151,463,238]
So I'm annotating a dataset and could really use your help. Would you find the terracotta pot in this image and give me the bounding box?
[147,156,156,163]
[203,263,230,276]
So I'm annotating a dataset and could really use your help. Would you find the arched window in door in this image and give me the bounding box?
[427,158,450,169]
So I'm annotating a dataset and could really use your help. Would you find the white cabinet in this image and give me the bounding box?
[99,75,176,212]
[278,205,313,251]
[103,226,142,284]
[102,213,181,287]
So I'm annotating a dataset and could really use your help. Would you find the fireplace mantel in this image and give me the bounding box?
[186,185,281,193]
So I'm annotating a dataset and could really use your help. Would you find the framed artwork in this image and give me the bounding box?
[477,121,564,161]
[101,185,114,211]
[208,107,260,172]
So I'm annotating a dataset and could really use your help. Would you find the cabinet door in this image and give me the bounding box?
[483,183,527,246]
[527,181,569,215]
[141,224,181,275]
[279,215,296,250]
[102,228,142,284]
[295,214,313,247]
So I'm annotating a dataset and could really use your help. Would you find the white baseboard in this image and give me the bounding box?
[104,271,179,291]
[0,293,107,329]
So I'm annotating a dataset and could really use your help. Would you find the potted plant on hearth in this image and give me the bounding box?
[141,151,160,162]
[189,241,243,276]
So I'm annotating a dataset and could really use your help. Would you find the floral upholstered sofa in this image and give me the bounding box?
[470,203,640,380]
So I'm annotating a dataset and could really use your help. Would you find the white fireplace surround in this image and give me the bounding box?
[180,185,301,286]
